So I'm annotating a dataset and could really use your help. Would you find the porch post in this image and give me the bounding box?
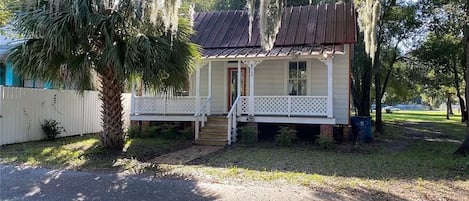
[249,65,255,116]
[326,58,334,118]
[195,64,201,113]
[320,56,333,118]
[237,60,241,99]
[243,60,262,116]
[207,61,212,115]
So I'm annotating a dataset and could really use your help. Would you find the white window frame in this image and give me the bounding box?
[287,61,308,96]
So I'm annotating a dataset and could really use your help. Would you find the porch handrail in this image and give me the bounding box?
[226,95,241,145]
[194,97,212,140]
[194,96,212,117]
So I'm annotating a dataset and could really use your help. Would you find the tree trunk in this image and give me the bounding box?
[374,47,383,133]
[452,62,467,121]
[449,102,453,115]
[354,60,372,116]
[99,66,124,150]
[446,92,451,120]
[351,37,372,117]
[455,5,469,155]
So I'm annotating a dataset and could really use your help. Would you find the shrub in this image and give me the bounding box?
[275,126,297,147]
[145,126,159,138]
[127,125,159,138]
[238,126,257,145]
[317,135,336,150]
[126,125,141,139]
[41,119,65,140]
[178,127,193,140]
[161,124,178,140]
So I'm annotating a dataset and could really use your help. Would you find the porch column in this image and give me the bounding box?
[207,61,212,115]
[320,56,334,118]
[237,61,241,99]
[243,60,262,116]
[195,64,201,113]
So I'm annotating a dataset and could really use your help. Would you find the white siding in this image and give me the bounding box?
[254,61,285,96]
[332,45,351,124]
[190,61,226,113]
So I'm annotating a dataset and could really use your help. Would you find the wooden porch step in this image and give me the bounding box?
[194,116,229,146]
[207,116,228,120]
[202,125,228,133]
[194,139,227,146]
[198,133,227,140]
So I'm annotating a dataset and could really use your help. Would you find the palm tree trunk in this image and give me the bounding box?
[99,66,124,150]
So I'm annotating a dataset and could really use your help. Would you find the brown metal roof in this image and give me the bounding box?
[202,45,344,59]
[192,3,357,49]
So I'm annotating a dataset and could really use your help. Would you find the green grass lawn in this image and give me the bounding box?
[0,134,192,172]
[168,110,468,199]
[378,110,466,139]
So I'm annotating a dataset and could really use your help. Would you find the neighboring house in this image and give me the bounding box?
[130,3,357,145]
[0,35,51,88]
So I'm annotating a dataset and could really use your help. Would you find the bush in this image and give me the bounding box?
[126,125,141,139]
[41,119,65,140]
[275,126,297,147]
[145,126,159,138]
[161,124,178,140]
[178,128,193,140]
[126,123,192,140]
[317,135,336,150]
[238,126,257,145]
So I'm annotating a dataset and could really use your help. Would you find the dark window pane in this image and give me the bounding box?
[288,79,298,95]
[299,80,307,95]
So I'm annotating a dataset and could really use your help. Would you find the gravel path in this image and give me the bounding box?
[151,146,224,165]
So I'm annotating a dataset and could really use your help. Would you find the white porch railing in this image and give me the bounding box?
[131,96,207,115]
[194,97,212,140]
[239,96,328,116]
[226,96,241,145]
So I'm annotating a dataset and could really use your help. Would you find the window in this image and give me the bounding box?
[288,61,307,96]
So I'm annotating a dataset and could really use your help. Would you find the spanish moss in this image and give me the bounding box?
[245,0,256,42]
[357,0,380,63]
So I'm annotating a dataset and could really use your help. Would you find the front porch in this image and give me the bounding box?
[129,95,333,120]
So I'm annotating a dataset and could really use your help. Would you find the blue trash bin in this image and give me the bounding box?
[351,116,372,143]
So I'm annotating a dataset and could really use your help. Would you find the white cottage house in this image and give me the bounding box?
[130,3,357,145]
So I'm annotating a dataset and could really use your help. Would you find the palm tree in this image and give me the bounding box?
[7,0,200,150]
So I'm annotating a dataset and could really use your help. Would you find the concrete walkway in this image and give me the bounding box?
[151,146,224,165]
[0,164,313,201]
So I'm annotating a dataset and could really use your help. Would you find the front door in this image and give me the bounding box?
[228,68,246,110]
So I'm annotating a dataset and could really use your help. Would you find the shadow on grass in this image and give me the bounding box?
[0,134,193,175]
[0,164,219,201]
[312,186,409,201]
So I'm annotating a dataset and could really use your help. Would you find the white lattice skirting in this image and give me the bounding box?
[239,96,328,116]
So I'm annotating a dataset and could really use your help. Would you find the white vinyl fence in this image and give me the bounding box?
[0,86,131,145]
